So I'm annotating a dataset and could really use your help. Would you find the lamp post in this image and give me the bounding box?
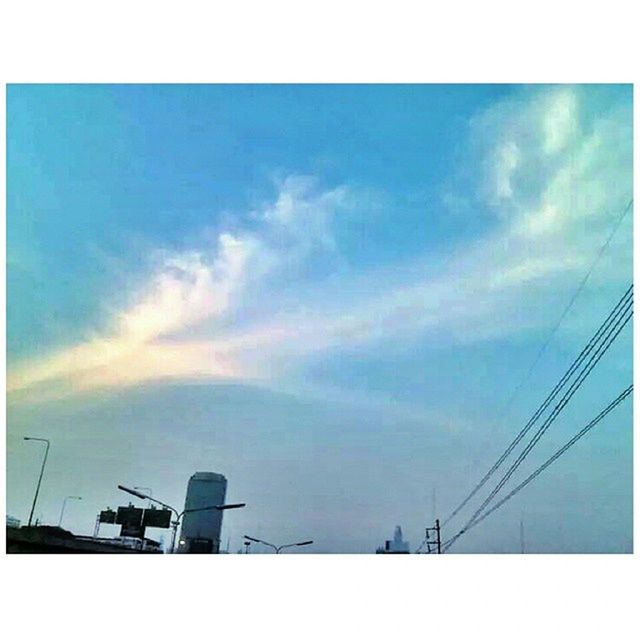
[244,535,314,554]
[117,485,245,553]
[24,437,50,528]
[58,496,82,528]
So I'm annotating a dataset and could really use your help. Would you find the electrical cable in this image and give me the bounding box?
[495,199,633,425]
[442,383,633,551]
[443,284,632,526]
[442,198,632,526]
[459,299,632,534]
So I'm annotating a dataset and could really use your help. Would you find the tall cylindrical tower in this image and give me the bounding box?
[179,472,228,553]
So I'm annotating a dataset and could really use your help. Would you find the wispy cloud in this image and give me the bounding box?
[7,176,353,395]
[8,86,632,400]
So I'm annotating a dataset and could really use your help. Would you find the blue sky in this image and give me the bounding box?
[6,84,633,552]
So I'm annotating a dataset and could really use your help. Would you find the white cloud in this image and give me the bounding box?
[262,174,350,248]
[494,140,521,200]
[7,176,353,396]
[117,235,251,342]
[8,86,632,399]
[542,88,579,155]
[231,86,632,361]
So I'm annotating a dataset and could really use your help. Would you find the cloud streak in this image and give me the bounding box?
[8,86,632,400]
[7,176,352,395]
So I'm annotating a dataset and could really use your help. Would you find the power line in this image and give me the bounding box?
[443,383,632,551]
[458,297,632,535]
[473,383,633,531]
[445,302,632,551]
[496,199,633,421]
[444,285,632,525]
[443,284,632,526]
[442,198,632,526]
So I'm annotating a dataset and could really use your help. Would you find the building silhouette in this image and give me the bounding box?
[179,472,227,553]
[376,525,410,554]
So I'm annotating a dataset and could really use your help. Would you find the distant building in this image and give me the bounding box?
[376,525,410,554]
[178,472,227,553]
[6,515,21,529]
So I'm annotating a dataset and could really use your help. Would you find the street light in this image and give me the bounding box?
[134,486,153,508]
[244,535,314,554]
[58,496,82,528]
[117,484,245,553]
[24,437,50,527]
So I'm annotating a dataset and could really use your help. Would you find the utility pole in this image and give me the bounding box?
[425,518,442,554]
[520,518,525,554]
[432,488,437,522]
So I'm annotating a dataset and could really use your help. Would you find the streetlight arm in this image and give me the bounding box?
[244,535,313,553]
[180,503,246,517]
[277,541,314,553]
[181,505,218,517]
[244,535,279,553]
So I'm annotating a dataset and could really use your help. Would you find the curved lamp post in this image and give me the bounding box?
[24,437,50,527]
[118,485,245,553]
[58,495,82,527]
[244,535,313,554]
